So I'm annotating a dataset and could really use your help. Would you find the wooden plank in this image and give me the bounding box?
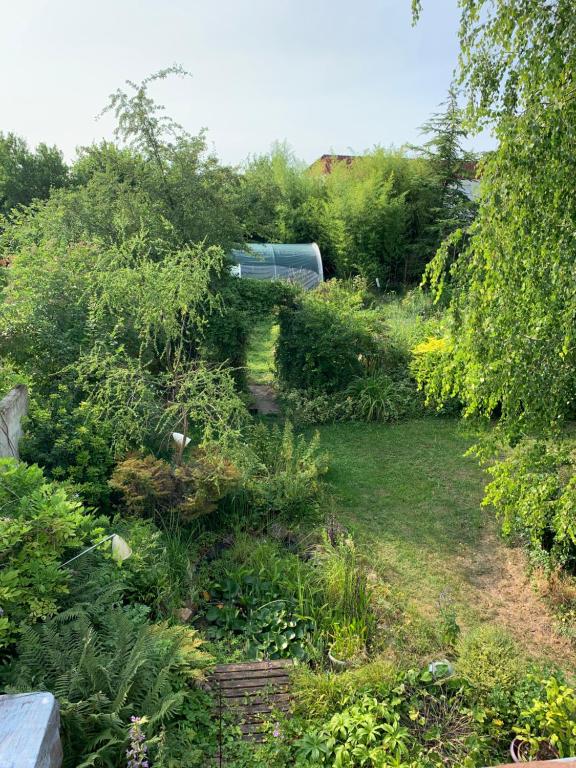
[239,722,266,735]
[218,692,291,707]
[216,676,290,691]
[212,659,295,759]
[222,701,290,715]
[219,685,290,699]
[213,667,292,681]
[213,659,293,674]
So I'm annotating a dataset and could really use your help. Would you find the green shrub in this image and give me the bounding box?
[292,669,491,767]
[110,447,241,522]
[281,388,356,425]
[6,606,210,768]
[62,517,198,622]
[292,658,397,718]
[482,437,576,570]
[232,420,328,523]
[312,533,375,639]
[20,386,117,508]
[276,279,390,393]
[345,372,421,422]
[410,335,462,414]
[0,459,96,649]
[456,625,526,694]
[515,676,576,760]
[200,566,314,660]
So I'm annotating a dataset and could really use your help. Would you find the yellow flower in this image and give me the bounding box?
[412,336,450,355]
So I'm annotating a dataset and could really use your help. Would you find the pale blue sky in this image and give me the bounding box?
[1,0,494,165]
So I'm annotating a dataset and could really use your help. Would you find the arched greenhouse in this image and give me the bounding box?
[230,242,323,290]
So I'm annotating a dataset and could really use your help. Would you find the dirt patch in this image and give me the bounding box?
[464,528,576,667]
[248,384,280,416]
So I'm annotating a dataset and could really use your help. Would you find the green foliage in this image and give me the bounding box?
[241,142,459,285]
[276,279,391,394]
[19,386,118,508]
[410,336,461,414]
[418,1,576,436]
[0,459,96,649]
[292,669,490,768]
[413,88,477,244]
[233,420,328,523]
[110,447,241,522]
[292,658,398,719]
[345,372,420,423]
[313,533,375,641]
[281,388,357,426]
[456,626,526,695]
[0,131,68,216]
[515,677,576,760]
[482,437,576,570]
[201,567,314,660]
[6,606,210,768]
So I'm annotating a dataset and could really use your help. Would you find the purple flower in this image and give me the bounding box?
[127,717,149,768]
[273,722,281,738]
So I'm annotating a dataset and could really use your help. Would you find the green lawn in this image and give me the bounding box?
[246,319,278,384]
[317,418,491,621]
[244,325,574,664]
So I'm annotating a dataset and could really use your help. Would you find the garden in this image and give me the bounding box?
[2,4,576,766]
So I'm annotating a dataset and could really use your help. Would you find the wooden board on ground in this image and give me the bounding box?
[210,659,294,755]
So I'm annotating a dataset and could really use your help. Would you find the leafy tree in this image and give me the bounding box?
[100,67,243,250]
[416,0,576,435]
[0,132,68,216]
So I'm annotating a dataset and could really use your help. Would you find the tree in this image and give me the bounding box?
[0,132,68,216]
[415,1,576,435]
[416,88,477,243]
[100,67,243,250]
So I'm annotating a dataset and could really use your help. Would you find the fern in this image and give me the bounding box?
[6,607,210,768]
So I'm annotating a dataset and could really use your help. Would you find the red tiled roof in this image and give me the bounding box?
[313,154,356,174]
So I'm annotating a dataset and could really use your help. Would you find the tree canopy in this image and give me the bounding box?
[417,0,576,435]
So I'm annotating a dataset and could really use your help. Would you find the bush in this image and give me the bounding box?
[292,658,397,718]
[276,279,389,393]
[482,437,576,570]
[20,386,117,508]
[345,372,421,422]
[293,669,491,767]
[61,516,198,621]
[6,606,210,768]
[515,676,576,760]
[411,335,462,414]
[0,459,96,650]
[110,447,241,522]
[232,421,328,524]
[456,625,526,695]
[281,388,356,425]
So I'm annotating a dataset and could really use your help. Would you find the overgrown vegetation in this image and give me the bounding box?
[2,5,576,760]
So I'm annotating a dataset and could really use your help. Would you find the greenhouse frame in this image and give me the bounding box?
[230,242,324,290]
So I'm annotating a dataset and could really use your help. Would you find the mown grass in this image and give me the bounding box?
[317,418,490,623]
[245,318,278,385]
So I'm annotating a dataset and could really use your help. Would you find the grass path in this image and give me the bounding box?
[245,319,278,385]
[317,418,575,667]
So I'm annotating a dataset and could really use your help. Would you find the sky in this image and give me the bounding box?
[1,0,495,166]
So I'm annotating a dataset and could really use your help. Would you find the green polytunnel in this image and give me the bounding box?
[229,242,324,290]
